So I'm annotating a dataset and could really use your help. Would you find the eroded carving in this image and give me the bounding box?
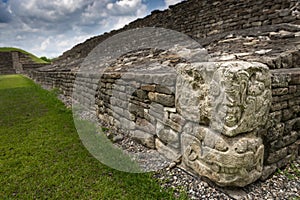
[179,62,270,187]
[209,62,272,137]
[182,126,264,187]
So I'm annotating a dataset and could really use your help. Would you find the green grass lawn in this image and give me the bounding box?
[0,47,49,64]
[0,75,188,199]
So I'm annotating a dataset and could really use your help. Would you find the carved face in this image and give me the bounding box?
[209,66,271,137]
[182,127,264,187]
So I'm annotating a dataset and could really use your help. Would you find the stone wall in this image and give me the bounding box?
[24,0,300,187]
[261,69,300,179]
[0,51,50,75]
[53,0,299,65]
[0,52,15,74]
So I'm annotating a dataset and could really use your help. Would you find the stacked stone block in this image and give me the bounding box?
[53,0,299,65]
[0,52,15,75]
[262,69,300,179]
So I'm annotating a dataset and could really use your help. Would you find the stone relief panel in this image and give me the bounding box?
[177,62,271,187]
[181,125,264,187]
[176,62,272,136]
[209,62,272,137]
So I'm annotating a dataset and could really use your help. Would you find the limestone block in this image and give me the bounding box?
[155,138,181,162]
[119,117,136,130]
[135,89,148,100]
[148,92,175,107]
[130,130,155,149]
[181,127,264,187]
[272,87,289,95]
[277,155,293,169]
[128,103,144,118]
[144,110,157,124]
[176,61,272,137]
[287,142,299,156]
[155,85,175,95]
[141,84,156,92]
[170,113,186,126]
[148,109,164,122]
[164,119,182,132]
[110,97,128,109]
[260,164,277,180]
[271,101,288,112]
[267,147,288,164]
[282,108,294,121]
[284,117,300,134]
[175,63,211,123]
[135,118,156,133]
[289,85,297,94]
[271,72,291,88]
[282,131,299,147]
[209,62,272,136]
[157,128,180,149]
[265,123,285,142]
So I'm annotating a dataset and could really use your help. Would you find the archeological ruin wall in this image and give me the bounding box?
[25,0,300,187]
[54,0,299,64]
[0,51,50,75]
[0,52,15,74]
[261,69,300,179]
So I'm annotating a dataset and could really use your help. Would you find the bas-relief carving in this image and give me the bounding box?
[209,63,272,137]
[181,127,264,187]
[179,62,271,187]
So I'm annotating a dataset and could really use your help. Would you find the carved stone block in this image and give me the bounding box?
[177,61,270,187]
[176,61,272,137]
[181,127,264,187]
[209,62,272,137]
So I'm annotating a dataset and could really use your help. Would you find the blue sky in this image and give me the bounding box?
[0,0,184,58]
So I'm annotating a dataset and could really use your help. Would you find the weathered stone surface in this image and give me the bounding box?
[135,89,148,100]
[148,92,175,107]
[260,164,277,180]
[135,118,155,133]
[267,147,288,164]
[130,130,155,149]
[128,103,144,118]
[141,84,156,92]
[176,61,272,137]
[155,85,175,95]
[272,87,288,95]
[181,126,264,187]
[265,123,285,142]
[175,63,211,124]
[209,62,272,137]
[155,138,181,162]
[157,128,180,149]
[170,113,186,126]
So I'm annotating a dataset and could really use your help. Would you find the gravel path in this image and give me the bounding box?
[153,159,300,200]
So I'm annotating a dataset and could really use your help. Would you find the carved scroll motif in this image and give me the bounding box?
[181,125,264,187]
[180,62,271,187]
[209,63,272,137]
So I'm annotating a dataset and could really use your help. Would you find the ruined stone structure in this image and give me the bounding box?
[23,0,299,187]
[0,52,15,74]
[0,51,49,75]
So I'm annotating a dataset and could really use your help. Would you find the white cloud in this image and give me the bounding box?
[164,0,183,7]
[0,0,150,58]
[40,38,51,51]
[107,0,145,16]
